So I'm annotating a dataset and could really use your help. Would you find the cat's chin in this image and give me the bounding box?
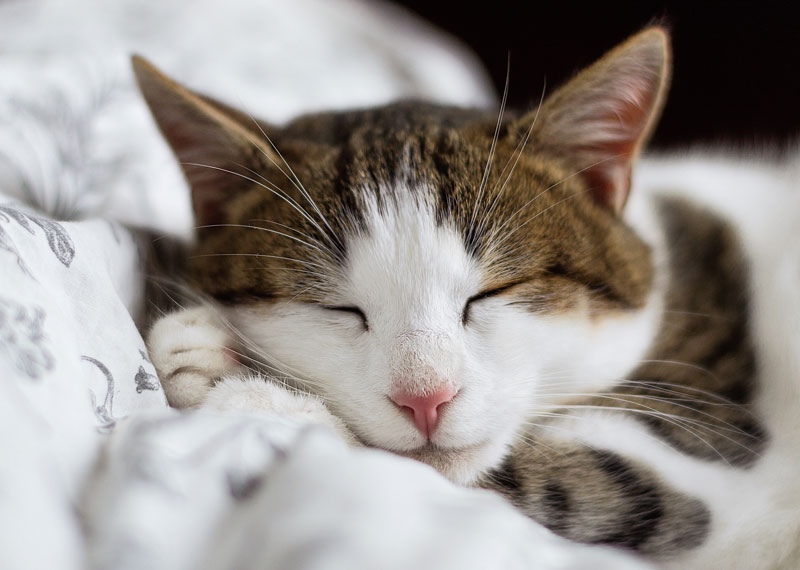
[396,439,506,486]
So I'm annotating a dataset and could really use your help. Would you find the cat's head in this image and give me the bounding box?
[135,27,670,483]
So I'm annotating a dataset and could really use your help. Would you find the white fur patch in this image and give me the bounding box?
[226,174,662,484]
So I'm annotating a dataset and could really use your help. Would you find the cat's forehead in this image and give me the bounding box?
[345,178,481,323]
[189,103,650,307]
[274,107,503,258]
[282,102,497,221]
[280,101,493,145]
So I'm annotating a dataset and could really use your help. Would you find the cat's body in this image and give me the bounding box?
[483,153,800,567]
[137,29,800,569]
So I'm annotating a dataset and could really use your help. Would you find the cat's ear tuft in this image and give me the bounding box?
[516,27,671,213]
[132,55,278,226]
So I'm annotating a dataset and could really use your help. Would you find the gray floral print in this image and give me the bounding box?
[135,349,160,393]
[0,205,75,269]
[33,216,75,266]
[0,297,53,379]
[83,355,116,432]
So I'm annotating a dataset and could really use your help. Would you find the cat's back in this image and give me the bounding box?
[632,150,800,409]
[635,150,800,247]
[617,152,800,569]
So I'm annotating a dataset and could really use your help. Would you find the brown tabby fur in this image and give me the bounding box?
[188,103,654,313]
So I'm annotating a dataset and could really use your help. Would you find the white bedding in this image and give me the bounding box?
[0,1,651,568]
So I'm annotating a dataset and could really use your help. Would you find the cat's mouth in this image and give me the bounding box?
[403,440,485,456]
[391,439,496,485]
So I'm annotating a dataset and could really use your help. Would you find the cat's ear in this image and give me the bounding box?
[132,55,279,226]
[514,27,671,213]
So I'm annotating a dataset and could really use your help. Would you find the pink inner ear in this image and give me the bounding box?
[133,56,276,228]
[579,74,659,212]
[160,113,247,226]
[584,163,632,213]
[186,159,233,227]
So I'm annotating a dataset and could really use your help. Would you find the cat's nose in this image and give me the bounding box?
[391,387,456,439]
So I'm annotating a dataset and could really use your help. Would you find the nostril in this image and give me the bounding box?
[396,403,416,422]
[390,387,457,439]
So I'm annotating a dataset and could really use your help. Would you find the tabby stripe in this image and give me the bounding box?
[589,450,664,550]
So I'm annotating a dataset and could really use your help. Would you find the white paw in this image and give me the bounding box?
[206,376,361,447]
[146,306,242,409]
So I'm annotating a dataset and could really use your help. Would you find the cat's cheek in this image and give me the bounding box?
[223,303,360,379]
[531,295,663,400]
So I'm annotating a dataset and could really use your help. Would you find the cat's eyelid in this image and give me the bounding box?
[320,305,369,329]
[462,280,527,326]
[467,280,526,304]
[320,304,365,315]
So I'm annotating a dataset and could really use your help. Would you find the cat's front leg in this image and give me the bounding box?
[204,376,361,447]
[146,306,360,446]
[147,306,243,408]
[479,435,710,560]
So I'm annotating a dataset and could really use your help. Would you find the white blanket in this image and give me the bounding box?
[0,1,650,568]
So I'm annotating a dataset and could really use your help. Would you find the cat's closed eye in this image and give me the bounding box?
[461,284,518,326]
[322,305,369,330]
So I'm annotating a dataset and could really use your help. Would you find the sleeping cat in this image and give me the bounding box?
[137,27,800,569]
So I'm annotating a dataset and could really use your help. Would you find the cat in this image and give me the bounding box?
[136,27,800,569]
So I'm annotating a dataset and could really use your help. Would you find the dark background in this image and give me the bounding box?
[397,1,799,150]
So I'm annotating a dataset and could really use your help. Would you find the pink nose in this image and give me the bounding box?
[391,387,456,439]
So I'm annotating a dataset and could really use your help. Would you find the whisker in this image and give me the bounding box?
[183,162,334,247]
[491,188,590,254]
[663,310,732,321]
[483,153,624,256]
[541,391,755,436]
[509,432,562,458]
[622,379,744,406]
[516,421,612,457]
[470,56,510,233]
[477,80,548,240]
[516,413,679,456]
[194,223,325,253]
[187,252,328,270]
[218,317,331,394]
[544,403,757,464]
[216,303,336,389]
[538,373,737,406]
[635,359,725,386]
[241,113,339,244]
[248,218,327,250]
[237,163,332,249]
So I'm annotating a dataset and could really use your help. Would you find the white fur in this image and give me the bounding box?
[223,164,662,484]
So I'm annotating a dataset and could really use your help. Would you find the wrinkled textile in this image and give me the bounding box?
[84,413,651,570]
[0,0,650,568]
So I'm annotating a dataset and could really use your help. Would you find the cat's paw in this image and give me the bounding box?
[205,376,362,447]
[146,306,242,409]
